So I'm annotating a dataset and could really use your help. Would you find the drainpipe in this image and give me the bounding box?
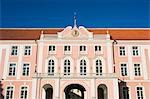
[112,40,117,73]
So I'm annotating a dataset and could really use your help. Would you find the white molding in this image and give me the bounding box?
[123,80,150,82]
[17,46,23,79]
[128,45,134,79]
[2,80,32,82]
[37,42,44,73]
[106,42,113,73]
[0,48,2,64]
[141,47,148,80]
[3,48,9,79]
[113,79,119,99]
[32,79,37,99]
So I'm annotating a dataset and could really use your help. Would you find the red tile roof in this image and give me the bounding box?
[0,28,150,40]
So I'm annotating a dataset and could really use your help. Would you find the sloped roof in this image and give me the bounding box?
[0,28,150,40]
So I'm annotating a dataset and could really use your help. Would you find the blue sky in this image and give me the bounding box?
[0,0,150,28]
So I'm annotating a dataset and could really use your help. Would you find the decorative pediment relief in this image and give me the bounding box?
[57,26,93,39]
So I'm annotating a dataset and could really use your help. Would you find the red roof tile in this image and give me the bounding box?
[0,28,149,40]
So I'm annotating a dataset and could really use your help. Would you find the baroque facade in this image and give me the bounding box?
[0,25,150,99]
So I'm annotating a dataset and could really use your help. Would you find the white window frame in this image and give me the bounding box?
[134,63,142,76]
[64,45,72,54]
[8,63,17,76]
[120,63,128,76]
[119,46,126,56]
[22,63,30,76]
[136,86,144,99]
[96,59,102,75]
[132,46,140,56]
[64,59,71,75]
[80,59,87,75]
[48,59,55,75]
[5,86,14,99]
[94,44,103,55]
[11,46,18,56]
[24,46,32,56]
[20,86,28,99]
[79,45,87,54]
[48,45,56,54]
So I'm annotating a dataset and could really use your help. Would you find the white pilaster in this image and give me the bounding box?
[113,79,119,99]
[42,88,45,99]
[55,79,60,99]
[32,78,37,99]
[0,48,2,63]
[128,45,134,79]
[91,79,96,99]
[37,41,44,73]
[3,48,9,79]
[17,45,23,79]
[141,47,148,79]
[107,42,113,73]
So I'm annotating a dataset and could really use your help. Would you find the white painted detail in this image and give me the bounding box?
[113,79,119,99]
[17,46,23,79]
[37,41,44,73]
[128,46,134,79]
[106,42,113,73]
[32,79,37,99]
[141,47,148,79]
[3,48,9,79]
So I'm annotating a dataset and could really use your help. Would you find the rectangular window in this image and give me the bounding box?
[6,86,14,99]
[49,45,55,51]
[64,46,71,52]
[120,46,126,56]
[122,87,129,99]
[11,46,18,55]
[95,46,101,51]
[137,87,143,99]
[80,46,86,51]
[24,46,31,55]
[132,46,139,56]
[8,63,16,76]
[22,63,30,76]
[121,64,127,76]
[20,87,28,99]
[134,64,141,76]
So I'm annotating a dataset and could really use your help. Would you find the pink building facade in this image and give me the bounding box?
[0,26,150,99]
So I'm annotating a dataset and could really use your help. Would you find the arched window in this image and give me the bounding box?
[80,59,86,75]
[48,59,54,75]
[96,60,102,75]
[64,59,70,75]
